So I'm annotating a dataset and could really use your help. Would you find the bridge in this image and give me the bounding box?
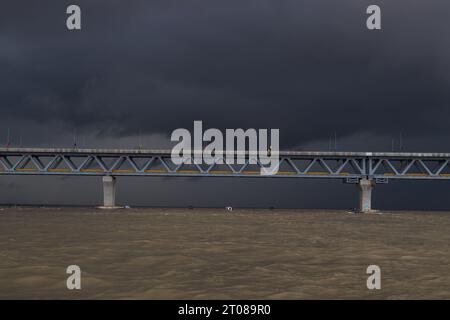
[2,147,450,212]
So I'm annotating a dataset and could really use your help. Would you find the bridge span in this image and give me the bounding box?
[2,147,450,212]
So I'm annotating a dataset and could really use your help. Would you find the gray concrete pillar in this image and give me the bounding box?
[358,178,374,213]
[102,176,116,208]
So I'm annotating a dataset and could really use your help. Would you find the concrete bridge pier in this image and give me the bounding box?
[358,178,374,213]
[102,176,117,208]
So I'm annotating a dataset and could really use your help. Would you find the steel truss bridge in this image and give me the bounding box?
[2,147,450,212]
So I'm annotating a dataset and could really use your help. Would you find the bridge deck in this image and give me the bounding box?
[1,147,450,158]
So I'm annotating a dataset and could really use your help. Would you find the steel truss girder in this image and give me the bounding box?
[1,148,450,180]
[368,158,450,179]
[0,152,365,179]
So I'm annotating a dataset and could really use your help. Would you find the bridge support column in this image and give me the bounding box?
[102,176,116,208]
[358,178,374,213]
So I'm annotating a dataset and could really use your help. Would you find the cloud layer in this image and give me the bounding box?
[1,0,449,149]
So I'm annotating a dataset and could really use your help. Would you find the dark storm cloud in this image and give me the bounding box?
[1,0,449,148]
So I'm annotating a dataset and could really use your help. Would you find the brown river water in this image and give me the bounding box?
[0,207,449,299]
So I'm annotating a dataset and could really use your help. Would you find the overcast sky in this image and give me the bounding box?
[1,1,450,209]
